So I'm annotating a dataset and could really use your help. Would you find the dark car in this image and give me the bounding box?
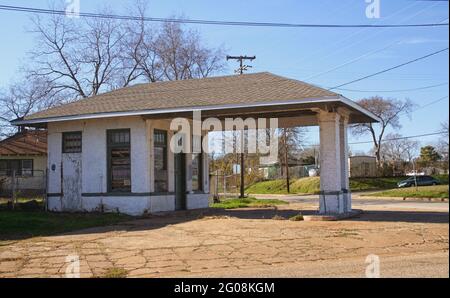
[397,175,441,188]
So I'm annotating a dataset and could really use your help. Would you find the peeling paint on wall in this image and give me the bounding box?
[62,153,82,211]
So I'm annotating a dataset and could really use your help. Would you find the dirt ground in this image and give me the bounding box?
[0,200,448,278]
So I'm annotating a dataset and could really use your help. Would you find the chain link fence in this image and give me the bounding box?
[0,169,47,209]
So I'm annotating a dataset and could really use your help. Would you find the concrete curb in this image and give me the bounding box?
[402,197,448,202]
[303,209,363,221]
[359,195,448,202]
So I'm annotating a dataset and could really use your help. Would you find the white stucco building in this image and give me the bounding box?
[12,72,379,216]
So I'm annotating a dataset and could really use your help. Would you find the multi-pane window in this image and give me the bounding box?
[154,129,168,192]
[192,153,203,191]
[62,132,82,153]
[108,129,131,192]
[192,135,203,191]
[0,159,33,176]
[21,160,33,176]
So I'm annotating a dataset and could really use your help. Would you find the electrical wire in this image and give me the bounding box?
[0,4,448,28]
[328,48,449,90]
[332,82,449,93]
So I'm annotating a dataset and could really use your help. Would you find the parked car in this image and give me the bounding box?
[397,176,441,188]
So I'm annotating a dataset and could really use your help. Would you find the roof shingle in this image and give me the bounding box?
[24,72,340,121]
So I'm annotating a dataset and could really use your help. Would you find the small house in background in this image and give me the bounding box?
[348,155,377,178]
[0,130,47,196]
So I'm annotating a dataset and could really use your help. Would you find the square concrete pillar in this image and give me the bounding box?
[318,110,345,214]
[339,114,352,212]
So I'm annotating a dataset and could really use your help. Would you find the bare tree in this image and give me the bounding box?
[156,21,225,81]
[436,121,449,172]
[0,77,63,137]
[28,7,142,99]
[278,127,308,193]
[439,120,449,148]
[382,133,419,174]
[120,1,162,84]
[352,96,413,167]
[1,2,226,136]
[383,133,419,162]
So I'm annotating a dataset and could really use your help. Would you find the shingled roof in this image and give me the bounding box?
[0,130,47,156]
[21,72,340,121]
[12,72,379,125]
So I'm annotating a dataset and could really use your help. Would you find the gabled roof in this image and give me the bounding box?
[0,130,47,156]
[11,72,379,125]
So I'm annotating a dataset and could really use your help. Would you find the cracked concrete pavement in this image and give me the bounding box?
[0,198,448,278]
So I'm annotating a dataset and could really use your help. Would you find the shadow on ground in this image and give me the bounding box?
[1,207,448,242]
[37,208,450,235]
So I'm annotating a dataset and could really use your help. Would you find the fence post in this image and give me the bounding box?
[11,169,16,209]
[223,174,227,198]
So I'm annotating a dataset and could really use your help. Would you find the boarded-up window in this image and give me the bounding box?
[154,129,168,192]
[62,132,82,153]
[108,129,131,192]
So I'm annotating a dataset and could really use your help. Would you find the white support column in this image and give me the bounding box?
[339,113,352,212]
[318,110,345,214]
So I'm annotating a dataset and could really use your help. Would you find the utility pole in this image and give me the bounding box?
[226,55,256,198]
[227,55,256,75]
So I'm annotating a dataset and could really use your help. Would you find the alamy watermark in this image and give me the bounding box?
[65,254,80,278]
[365,254,380,278]
[65,0,80,18]
[365,0,381,19]
[169,111,279,164]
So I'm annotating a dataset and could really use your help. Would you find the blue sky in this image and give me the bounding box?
[0,0,448,155]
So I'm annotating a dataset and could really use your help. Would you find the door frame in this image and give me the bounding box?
[174,152,187,210]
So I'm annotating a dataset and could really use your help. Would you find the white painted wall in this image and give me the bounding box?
[46,116,209,215]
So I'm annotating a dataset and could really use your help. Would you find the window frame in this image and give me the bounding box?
[192,152,203,192]
[62,131,82,154]
[0,159,34,177]
[107,129,132,193]
[153,129,168,193]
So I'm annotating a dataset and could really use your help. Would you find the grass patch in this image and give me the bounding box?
[363,185,449,199]
[245,177,320,195]
[244,180,291,194]
[349,177,404,191]
[0,210,131,242]
[100,267,128,278]
[245,175,449,195]
[271,215,286,220]
[210,197,288,209]
[289,213,304,221]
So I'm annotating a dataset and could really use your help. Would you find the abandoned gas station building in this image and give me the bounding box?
[12,72,379,215]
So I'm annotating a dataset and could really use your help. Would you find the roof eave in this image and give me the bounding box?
[11,95,380,126]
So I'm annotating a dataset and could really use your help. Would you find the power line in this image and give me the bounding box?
[298,130,448,148]
[328,48,449,90]
[292,0,421,65]
[0,4,448,28]
[332,82,449,93]
[410,95,449,112]
[301,2,443,80]
[349,131,448,145]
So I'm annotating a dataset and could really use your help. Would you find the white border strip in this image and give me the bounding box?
[11,96,380,125]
